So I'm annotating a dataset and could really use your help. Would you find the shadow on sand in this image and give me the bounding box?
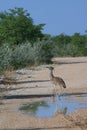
[54,61,87,65]
[2,125,75,130]
[16,79,50,84]
[0,79,50,85]
[4,92,87,100]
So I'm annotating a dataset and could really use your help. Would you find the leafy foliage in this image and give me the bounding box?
[33,39,54,64]
[52,33,87,57]
[0,7,45,45]
[0,8,87,71]
[0,44,12,71]
[0,39,54,70]
[11,43,34,68]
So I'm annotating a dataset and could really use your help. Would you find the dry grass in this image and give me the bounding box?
[0,67,17,104]
[1,67,17,85]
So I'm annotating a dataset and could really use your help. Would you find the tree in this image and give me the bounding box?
[52,33,71,45]
[0,7,45,45]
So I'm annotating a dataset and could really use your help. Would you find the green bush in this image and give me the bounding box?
[0,44,12,71]
[11,43,35,69]
[11,40,54,69]
[53,43,83,57]
[33,39,54,64]
[0,39,54,70]
[1,37,86,72]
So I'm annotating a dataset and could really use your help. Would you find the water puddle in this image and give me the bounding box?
[19,94,87,118]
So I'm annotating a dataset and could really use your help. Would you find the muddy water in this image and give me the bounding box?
[19,93,87,117]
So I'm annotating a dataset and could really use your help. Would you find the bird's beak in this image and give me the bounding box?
[46,66,49,68]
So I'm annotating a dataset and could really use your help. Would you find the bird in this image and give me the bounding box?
[47,66,66,94]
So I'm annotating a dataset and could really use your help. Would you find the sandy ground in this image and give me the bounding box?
[0,57,87,130]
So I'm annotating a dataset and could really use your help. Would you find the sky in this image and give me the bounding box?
[0,0,87,36]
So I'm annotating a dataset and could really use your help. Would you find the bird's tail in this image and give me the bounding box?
[62,80,66,88]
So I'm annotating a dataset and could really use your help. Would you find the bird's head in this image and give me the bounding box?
[46,66,54,70]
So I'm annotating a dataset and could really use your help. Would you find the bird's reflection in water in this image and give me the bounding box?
[50,95,55,103]
[50,94,67,116]
[54,107,67,116]
[19,93,87,118]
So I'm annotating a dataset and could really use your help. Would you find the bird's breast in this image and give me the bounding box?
[52,77,58,85]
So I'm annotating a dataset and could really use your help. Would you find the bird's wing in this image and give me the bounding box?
[58,77,66,88]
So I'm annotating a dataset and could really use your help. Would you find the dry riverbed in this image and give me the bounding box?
[0,57,87,130]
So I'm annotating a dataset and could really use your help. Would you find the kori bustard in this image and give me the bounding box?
[47,66,66,94]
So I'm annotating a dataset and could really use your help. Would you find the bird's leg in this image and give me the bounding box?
[60,85,64,97]
[59,85,63,96]
[54,85,60,110]
[53,84,56,95]
[50,95,55,103]
[57,85,62,100]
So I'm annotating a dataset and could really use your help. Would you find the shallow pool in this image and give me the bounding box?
[19,93,87,118]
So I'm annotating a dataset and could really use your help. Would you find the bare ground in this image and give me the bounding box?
[0,57,87,130]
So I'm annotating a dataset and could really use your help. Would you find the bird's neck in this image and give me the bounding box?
[50,70,54,79]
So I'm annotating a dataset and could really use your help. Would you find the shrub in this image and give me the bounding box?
[0,44,12,71]
[10,39,54,68]
[11,43,35,69]
[53,43,82,57]
[33,39,54,64]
